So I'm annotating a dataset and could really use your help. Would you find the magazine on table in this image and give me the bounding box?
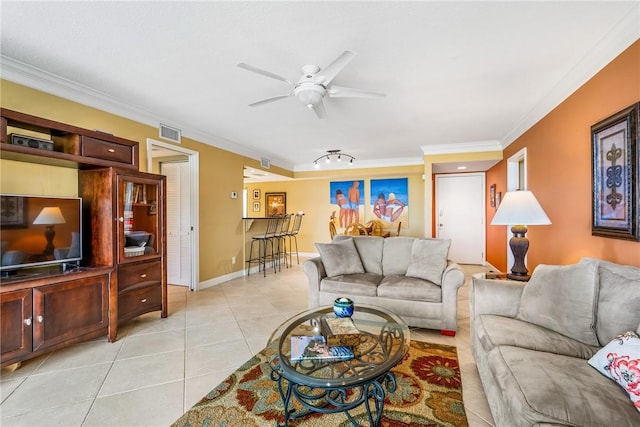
[290,335,355,362]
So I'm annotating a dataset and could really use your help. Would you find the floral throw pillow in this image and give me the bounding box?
[588,331,640,412]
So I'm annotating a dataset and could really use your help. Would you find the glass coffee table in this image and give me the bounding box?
[267,304,410,427]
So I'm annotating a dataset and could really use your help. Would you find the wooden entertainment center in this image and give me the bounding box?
[0,108,167,367]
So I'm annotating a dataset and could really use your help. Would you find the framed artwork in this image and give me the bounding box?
[496,192,502,208]
[253,201,261,212]
[330,180,364,228]
[0,195,27,228]
[591,102,639,241]
[253,189,261,200]
[490,184,496,208]
[265,192,286,216]
[370,178,408,225]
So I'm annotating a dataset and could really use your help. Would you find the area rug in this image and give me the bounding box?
[172,340,468,427]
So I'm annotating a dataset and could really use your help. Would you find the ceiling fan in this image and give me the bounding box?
[238,50,385,119]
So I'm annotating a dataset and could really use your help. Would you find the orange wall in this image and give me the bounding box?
[487,40,640,270]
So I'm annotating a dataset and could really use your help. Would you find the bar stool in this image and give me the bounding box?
[246,216,280,276]
[286,213,304,265]
[274,213,292,271]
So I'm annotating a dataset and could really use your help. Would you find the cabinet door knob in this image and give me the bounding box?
[107,148,115,153]
[24,318,32,326]
[140,273,147,278]
[118,217,124,222]
[36,315,44,323]
[140,298,147,303]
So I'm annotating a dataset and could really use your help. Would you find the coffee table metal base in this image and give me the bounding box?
[268,359,397,427]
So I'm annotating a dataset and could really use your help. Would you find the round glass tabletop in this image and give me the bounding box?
[268,304,410,389]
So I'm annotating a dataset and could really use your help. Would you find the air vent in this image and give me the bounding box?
[159,124,181,143]
[261,158,271,169]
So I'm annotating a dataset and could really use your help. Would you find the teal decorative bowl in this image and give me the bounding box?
[333,297,354,317]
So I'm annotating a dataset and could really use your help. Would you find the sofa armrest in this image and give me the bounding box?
[441,261,465,290]
[470,275,526,321]
[303,257,326,309]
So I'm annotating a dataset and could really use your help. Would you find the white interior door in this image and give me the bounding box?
[162,161,192,287]
[435,173,485,264]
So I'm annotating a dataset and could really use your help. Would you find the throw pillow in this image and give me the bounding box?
[405,238,451,286]
[516,259,599,347]
[315,238,365,278]
[588,331,640,412]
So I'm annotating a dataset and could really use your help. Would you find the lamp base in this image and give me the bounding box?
[509,224,530,280]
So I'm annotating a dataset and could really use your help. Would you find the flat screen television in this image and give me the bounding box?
[1,194,82,273]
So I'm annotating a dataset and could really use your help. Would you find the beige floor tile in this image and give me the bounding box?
[1,363,111,418]
[84,380,184,426]
[0,355,49,381]
[117,329,185,360]
[34,339,124,374]
[0,400,93,427]
[186,321,244,348]
[185,303,235,326]
[0,377,24,404]
[185,339,252,378]
[99,349,185,397]
[245,335,272,354]
[237,314,291,338]
[127,309,186,336]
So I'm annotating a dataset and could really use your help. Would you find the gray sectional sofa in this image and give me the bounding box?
[303,235,465,334]
[470,258,640,426]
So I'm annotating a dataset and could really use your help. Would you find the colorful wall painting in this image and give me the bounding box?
[329,180,365,229]
[370,178,409,226]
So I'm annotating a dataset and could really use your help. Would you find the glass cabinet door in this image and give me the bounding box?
[117,175,161,263]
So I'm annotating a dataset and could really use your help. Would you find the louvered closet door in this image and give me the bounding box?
[162,161,192,287]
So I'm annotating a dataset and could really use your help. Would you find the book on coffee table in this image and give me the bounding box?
[320,316,361,347]
[290,335,354,362]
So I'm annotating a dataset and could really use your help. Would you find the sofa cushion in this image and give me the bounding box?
[377,275,442,302]
[319,273,381,297]
[334,235,384,275]
[381,237,415,275]
[592,258,640,346]
[405,238,450,285]
[588,331,640,412]
[488,345,640,426]
[516,259,599,346]
[476,314,599,360]
[315,238,365,277]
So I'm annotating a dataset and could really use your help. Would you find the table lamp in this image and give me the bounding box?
[491,190,551,281]
[33,207,66,255]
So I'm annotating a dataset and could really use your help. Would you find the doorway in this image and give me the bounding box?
[435,173,485,264]
[147,138,200,291]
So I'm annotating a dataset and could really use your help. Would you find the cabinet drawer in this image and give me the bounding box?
[82,136,133,164]
[118,261,162,292]
[118,284,162,321]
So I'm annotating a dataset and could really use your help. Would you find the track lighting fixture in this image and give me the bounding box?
[313,150,355,168]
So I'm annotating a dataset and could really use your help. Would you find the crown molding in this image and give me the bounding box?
[421,141,503,155]
[501,3,640,147]
[0,56,295,171]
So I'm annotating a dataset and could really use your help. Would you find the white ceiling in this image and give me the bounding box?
[1,1,638,173]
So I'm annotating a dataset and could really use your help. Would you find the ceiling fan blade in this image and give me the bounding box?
[248,94,292,107]
[237,63,293,85]
[311,100,327,119]
[315,50,356,85]
[328,85,386,98]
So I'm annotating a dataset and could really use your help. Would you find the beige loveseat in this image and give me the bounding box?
[471,258,640,426]
[303,235,465,335]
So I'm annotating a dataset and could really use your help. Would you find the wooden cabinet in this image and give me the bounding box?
[0,109,166,366]
[1,270,110,367]
[80,168,167,341]
[0,108,138,169]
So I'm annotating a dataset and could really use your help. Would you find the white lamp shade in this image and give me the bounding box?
[491,191,551,225]
[33,207,66,225]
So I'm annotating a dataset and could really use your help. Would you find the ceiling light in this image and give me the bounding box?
[457,166,468,170]
[312,149,355,167]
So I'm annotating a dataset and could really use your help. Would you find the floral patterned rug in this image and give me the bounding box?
[172,340,468,427]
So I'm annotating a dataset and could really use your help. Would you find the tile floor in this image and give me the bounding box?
[0,260,495,426]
